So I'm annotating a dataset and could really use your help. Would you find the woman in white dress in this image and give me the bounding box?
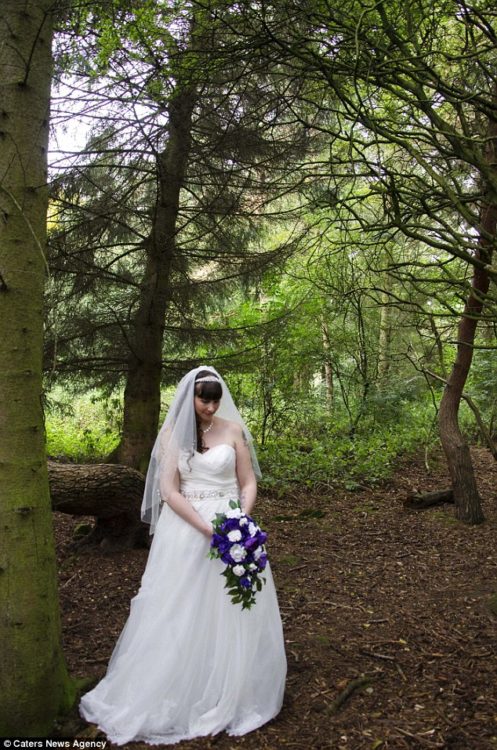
[79,366,287,745]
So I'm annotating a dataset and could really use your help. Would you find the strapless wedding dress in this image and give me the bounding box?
[79,444,286,745]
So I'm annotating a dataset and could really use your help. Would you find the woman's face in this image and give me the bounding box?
[194,394,220,422]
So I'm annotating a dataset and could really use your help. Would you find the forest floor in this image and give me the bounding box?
[54,447,497,750]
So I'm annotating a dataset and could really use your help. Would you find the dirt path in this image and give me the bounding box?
[55,448,497,749]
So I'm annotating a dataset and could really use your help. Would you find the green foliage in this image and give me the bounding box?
[258,398,437,494]
[47,0,497,491]
[45,389,120,461]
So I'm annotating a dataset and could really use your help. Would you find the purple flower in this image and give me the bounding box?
[240,576,252,589]
[211,533,225,548]
[243,536,259,551]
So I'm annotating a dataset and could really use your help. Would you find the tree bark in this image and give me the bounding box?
[113,80,196,473]
[321,317,334,408]
[377,278,393,385]
[0,1,75,734]
[438,94,497,524]
[403,489,454,510]
[48,462,147,548]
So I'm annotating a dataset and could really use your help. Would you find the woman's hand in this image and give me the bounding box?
[163,474,215,539]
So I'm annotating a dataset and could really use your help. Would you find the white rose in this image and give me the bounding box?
[230,544,247,562]
[248,522,257,537]
[239,517,248,526]
[228,530,242,542]
[233,564,245,577]
[249,563,257,571]
[226,508,242,519]
[253,546,262,560]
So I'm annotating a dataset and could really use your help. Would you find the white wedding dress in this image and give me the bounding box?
[79,444,287,745]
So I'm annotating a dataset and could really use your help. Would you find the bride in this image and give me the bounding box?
[79,366,287,745]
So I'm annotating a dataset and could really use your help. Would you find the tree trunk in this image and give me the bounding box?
[321,317,334,408]
[377,283,393,384]
[0,1,75,734]
[114,84,196,473]
[438,96,497,524]
[428,314,447,379]
[48,462,147,548]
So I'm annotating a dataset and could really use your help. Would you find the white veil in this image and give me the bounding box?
[141,365,261,535]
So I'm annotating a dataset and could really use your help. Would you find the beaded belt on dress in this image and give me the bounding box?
[181,487,239,501]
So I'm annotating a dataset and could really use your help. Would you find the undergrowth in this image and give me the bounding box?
[45,388,441,488]
[257,405,439,495]
[45,388,120,461]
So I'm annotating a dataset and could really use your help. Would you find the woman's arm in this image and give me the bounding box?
[160,468,213,538]
[234,425,257,515]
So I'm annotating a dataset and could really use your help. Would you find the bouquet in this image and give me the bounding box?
[209,500,268,610]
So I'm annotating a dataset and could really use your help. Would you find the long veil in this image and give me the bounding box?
[140,365,261,534]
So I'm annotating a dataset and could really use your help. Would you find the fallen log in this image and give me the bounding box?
[403,488,454,509]
[48,461,148,549]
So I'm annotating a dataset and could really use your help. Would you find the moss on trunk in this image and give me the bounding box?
[0,0,76,734]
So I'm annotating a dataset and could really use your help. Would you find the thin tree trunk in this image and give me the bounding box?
[428,314,447,379]
[377,280,393,384]
[0,1,75,733]
[438,94,497,523]
[321,317,334,408]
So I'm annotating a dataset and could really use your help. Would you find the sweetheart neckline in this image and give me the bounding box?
[195,443,235,455]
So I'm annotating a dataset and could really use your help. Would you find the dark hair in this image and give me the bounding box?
[194,371,222,401]
[194,370,222,452]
